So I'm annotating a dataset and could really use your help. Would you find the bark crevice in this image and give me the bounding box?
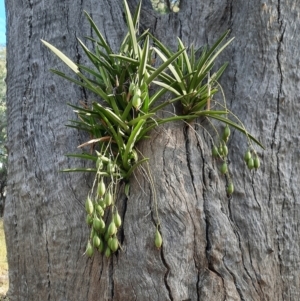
[160,247,173,301]
[110,258,115,300]
[222,254,245,301]
[247,240,264,298]
[45,222,51,301]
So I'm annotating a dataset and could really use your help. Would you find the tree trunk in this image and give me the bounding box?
[4,0,299,300]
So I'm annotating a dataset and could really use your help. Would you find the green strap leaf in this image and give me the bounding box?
[145,48,186,85]
[152,47,186,94]
[83,11,113,56]
[92,102,130,133]
[66,153,97,161]
[41,40,79,73]
[127,113,155,126]
[124,0,138,58]
[138,35,149,86]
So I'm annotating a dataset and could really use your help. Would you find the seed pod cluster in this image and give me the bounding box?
[244,149,261,171]
[128,82,148,111]
[85,177,123,258]
[132,86,142,110]
[95,152,122,176]
[211,126,233,194]
[212,126,231,160]
[211,125,240,197]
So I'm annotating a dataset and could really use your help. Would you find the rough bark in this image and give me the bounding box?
[4,0,300,300]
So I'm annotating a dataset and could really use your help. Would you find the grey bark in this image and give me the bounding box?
[4,0,300,300]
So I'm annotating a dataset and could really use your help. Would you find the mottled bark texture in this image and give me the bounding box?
[4,0,300,300]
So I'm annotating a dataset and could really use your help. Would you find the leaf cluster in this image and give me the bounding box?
[41,1,263,180]
[41,0,264,256]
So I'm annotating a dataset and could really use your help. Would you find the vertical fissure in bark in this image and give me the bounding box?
[222,0,234,29]
[97,255,105,283]
[221,251,245,301]
[109,257,115,299]
[247,240,264,298]
[275,228,285,301]
[192,125,229,298]
[160,247,173,301]
[183,126,198,201]
[27,0,33,40]
[28,15,33,41]
[62,221,71,300]
[272,4,285,149]
[84,256,93,301]
[178,19,183,40]
[196,270,200,301]
[159,136,173,301]
[269,2,285,208]
[183,125,203,300]
[45,222,51,301]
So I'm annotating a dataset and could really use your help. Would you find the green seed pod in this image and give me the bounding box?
[227,182,234,195]
[220,162,228,174]
[107,161,116,174]
[134,87,142,97]
[104,229,110,241]
[129,82,136,94]
[90,227,95,239]
[124,183,130,198]
[107,237,113,249]
[222,144,228,156]
[95,204,104,217]
[212,146,219,157]
[110,237,119,252]
[98,238,105,253]
[85,197,94,215]
[155,229,162,249]
[104,191,113,207]
[99,218,105,230]
[93,216,102,232]
[97,178,106,197]
[218,145,224,156]
[107,221,117,236]
[96,157,103,170]
[99,220,106,235]
[254,156,260,169]
[105,247,111,258]
[86,215,93,226]
[244,150,252,162]
[132,94,141,109]
[247,158,254,169]
[223,125,230,141]
[98,200,106,209]
[86,241,94,257]
[93,234,101,248]
[113,212,122,228]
